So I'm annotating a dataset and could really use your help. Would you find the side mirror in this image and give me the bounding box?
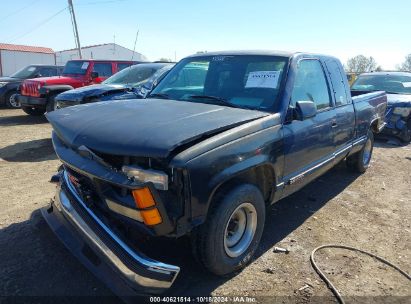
[90,71,99,79]
[33,73,42,78]
[294,101,317,120]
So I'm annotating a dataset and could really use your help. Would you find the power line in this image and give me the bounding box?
[6,7,68,43]
[0,0,41,23]
[76,0,129,6]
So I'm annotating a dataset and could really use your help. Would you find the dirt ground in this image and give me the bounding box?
[0,108,410,303]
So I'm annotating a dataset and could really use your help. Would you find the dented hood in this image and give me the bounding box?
[46,99,268,158]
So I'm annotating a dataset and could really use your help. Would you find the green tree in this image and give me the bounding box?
[346,55,379,73]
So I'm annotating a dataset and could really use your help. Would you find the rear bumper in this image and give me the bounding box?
[42,171,180,296]
[18,94,47,107]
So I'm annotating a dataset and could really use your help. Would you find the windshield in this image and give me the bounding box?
[103,64,165,86]
[142,64,174,90]
[62,61,90,75]
[150,55,288,111]
[352,74,411,95]
[10,66,38,79]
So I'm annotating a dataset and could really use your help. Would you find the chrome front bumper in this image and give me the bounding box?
[41,171,180,296]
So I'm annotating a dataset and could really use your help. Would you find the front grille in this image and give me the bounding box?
[22,81,41,97]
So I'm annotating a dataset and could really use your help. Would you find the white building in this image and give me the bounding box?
[55,43,147,65]
[0,43,56,76]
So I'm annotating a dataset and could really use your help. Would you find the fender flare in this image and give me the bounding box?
[206,154,279,209]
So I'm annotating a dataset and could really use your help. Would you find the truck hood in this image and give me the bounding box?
[387,94,411,107]
[31,76,83,86]
[56,84,129,102]
[0,77,21,83]
[46,99,268,158]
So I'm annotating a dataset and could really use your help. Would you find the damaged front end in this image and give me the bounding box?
[42,132,183,296]
[382,101,411,142]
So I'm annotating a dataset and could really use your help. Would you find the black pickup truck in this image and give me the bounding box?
[43,51,387,296]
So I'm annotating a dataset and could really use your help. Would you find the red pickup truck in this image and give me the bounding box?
[18,59,138,115]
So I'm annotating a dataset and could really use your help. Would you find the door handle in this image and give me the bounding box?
[331,121,338,128]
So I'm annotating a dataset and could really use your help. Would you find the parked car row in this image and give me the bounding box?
[55,62,174,109]
[351,71,411,142]
[40,50,388,297]
[0,64,63,108]
[17,59,139,115]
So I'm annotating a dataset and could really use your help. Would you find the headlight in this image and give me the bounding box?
[122,165,168,190]
[0,82,7,88]
[393,107,411,117]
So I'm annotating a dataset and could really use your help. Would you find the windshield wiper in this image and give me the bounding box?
[148,93,171,99]
[187,95,243,109]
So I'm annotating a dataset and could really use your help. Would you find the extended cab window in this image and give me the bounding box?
[325,60,349,106]
[93,63,113,77]
[291,60,331,110]
[151,55,288,111]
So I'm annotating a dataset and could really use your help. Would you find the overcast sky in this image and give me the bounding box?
[0,0,409,69]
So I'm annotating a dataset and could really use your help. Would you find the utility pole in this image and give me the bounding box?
[68,0,82,59]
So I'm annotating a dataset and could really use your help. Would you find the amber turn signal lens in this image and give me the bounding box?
[132,187,162,226]
[141,208,163,226]
[132,187,155,208]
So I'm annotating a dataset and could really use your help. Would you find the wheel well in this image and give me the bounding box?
[370,119,379,133]
[210,165,275,209]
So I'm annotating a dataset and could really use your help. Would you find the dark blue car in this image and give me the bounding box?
[55,62,174,109]
[352,72,411,142]
[44,51,386,296]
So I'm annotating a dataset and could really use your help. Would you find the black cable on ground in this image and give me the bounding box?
[310,244,411,304]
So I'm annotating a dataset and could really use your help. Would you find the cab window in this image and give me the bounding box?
[291,59,331,110]
[325,60,349,106]
[93,63,113,77]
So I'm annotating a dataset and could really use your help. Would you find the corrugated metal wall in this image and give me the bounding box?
[0,50,55,76]
[55,43,147,66]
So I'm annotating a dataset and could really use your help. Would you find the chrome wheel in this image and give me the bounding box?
[8,93,20,108]
[363,137,372,165]
[224,202,257,258]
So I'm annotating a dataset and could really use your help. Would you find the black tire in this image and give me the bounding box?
[399,117,411,143]
[46,93,58,113]
[21,106,45,116]
[5,90,20,109]
[191,184,265,276]
[346,129,374,173]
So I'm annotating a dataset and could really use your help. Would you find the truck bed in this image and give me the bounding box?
[352,90,387,136]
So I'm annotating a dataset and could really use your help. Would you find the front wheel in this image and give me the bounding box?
[46,93,59,113]
[5,91,20,108]
[21,106,45,116]
[191,184,265,276]
[399,117,411,143]
[346,129,374,173]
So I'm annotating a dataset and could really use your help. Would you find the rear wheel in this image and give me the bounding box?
[5,91,20,108]
[346,129,374,173]
[191,184,265,276]
[21,106,45,116]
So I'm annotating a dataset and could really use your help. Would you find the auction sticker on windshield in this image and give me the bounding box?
[81,62,89,69]
[245,71,280,89]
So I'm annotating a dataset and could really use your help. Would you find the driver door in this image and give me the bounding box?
[281,59,335,196]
